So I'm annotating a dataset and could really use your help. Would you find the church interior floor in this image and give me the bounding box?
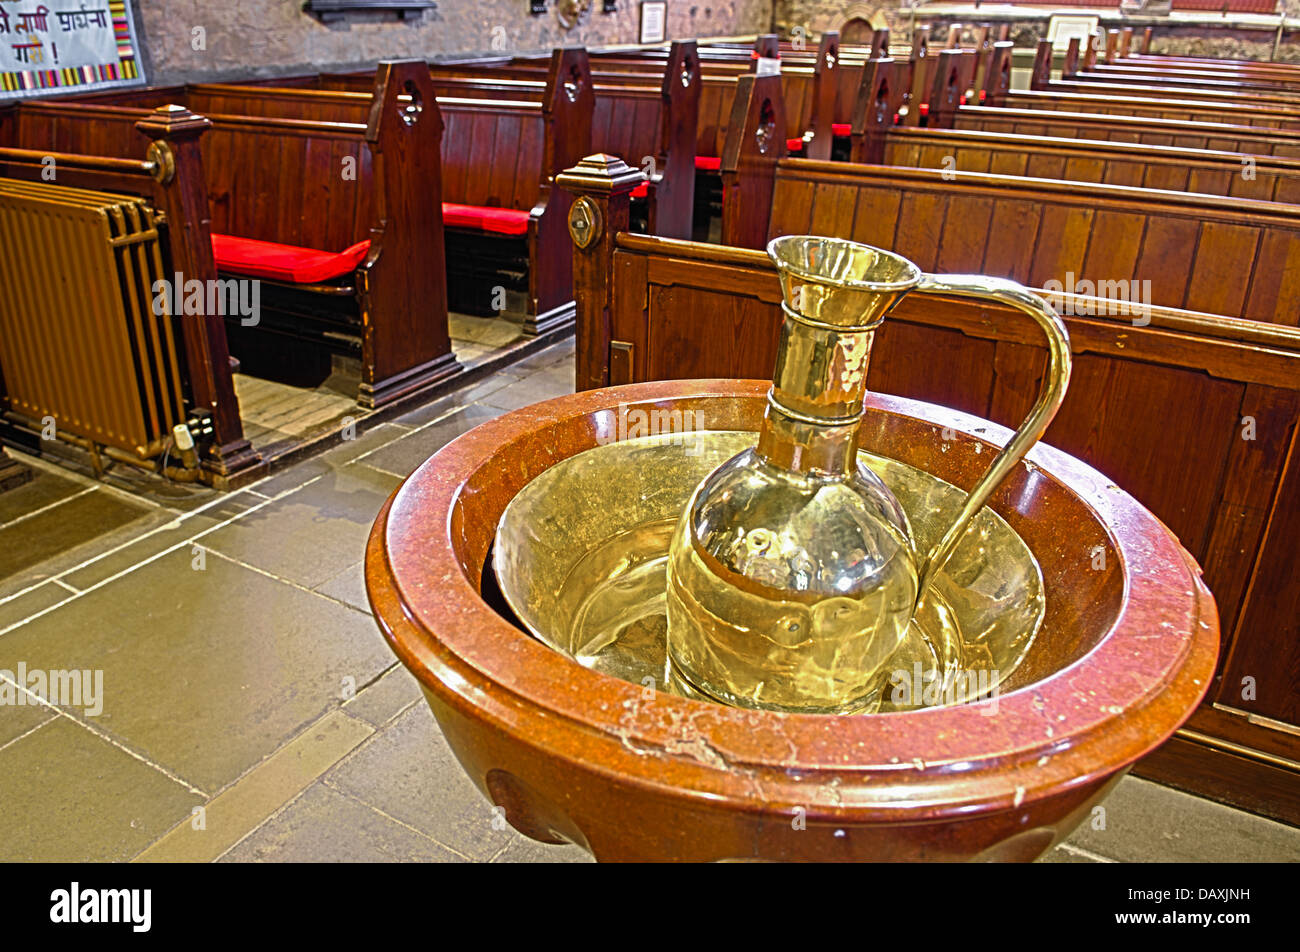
[233,310,531,456]
[0,334,1297,862]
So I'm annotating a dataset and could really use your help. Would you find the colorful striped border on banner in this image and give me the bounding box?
[1,1,145,99]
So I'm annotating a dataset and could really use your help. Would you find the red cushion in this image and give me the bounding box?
[442,203,530,236]
[831,122,851,137]
[920,103,929,117]
[212,234,370,284]
[630,181,649,199]
[787,138,805,152]
[695,156,722,172]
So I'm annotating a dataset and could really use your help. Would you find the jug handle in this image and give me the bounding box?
[911,274,1072,600]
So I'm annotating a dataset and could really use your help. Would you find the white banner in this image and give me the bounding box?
[1,1,144,99]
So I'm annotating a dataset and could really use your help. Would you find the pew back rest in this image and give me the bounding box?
[766,161,1300,327]
[7,101,375,250]
[1004,89,1300,132]
[883,127,1300,204]
[185,83,550,212]
[952,106,1300,160]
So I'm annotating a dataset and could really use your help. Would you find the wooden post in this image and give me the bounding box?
[928,49,964,127]
[971,27,994,103]
[985,41,1013,107]
[359,60,462,409]
[555,154,644,392]
[649,40,699,240]
[901,29,931,127]
[957,49,978,106]
[1030,38,1053,91]
[751,33,780,66]
[806,31,840,161]
[721,73,786,251]
[134,105,260,484]
[1141,27,1154,55]
[1084,31,1101,70]
[850,57,895,163]
[1063,37,1080,77]
[1104,29,1119,64]
[870,27,889,59]
[529,46,595,336]
[1119,27,1133,59]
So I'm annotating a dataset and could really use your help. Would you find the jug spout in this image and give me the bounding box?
[765,236,922,424]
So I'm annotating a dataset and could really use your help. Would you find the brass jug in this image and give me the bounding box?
[665,236,1072,714]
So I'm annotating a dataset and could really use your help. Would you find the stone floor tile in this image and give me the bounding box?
[314,559,371,613]
[199,463,400,590]
[138,710,375,862]
[491,835,595,864]
[221,782,463,863]
[0,580,70,631]
[478,371,576,412]
[0,548,393,793]
[0,488,154,598]
[0,717,202,862]
[360,405,506,478]
[1065,774,1300,863]
[60,490,263,592]
[324,701,513,861]
[0,466,85,525]
[342,664,423,728]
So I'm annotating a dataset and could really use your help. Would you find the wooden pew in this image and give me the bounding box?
[558,155,1300,827]
[851,53,1300,203]
[319,42,701,238]
[1030,40,1300,121]
[1127,27,1300,77]
[944,105,1300,159]
[5,61,462,407]
[89,50,594,336]
[0,109,259,485]
[1059,38,1300,99]
[996,85,1300,133]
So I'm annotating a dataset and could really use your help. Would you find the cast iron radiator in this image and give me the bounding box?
[0,178,186,459]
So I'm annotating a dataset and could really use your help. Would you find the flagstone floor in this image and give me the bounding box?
[1,334,1298,863]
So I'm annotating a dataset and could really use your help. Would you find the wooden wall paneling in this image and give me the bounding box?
[1184,222,1259,318]
[1214,408,1300,728]
[1201,385,1300,648]
[1243,230,1300,327]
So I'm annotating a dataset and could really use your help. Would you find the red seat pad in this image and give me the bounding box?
[695,156,722,172]
[630,181,649,199]
[787,138,805,152]
[211,234,370,284]
[442,203,530,236]
[832,122,851,136]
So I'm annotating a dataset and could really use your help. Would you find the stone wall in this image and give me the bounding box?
[772,2,1300,64]
[134,0,776,84]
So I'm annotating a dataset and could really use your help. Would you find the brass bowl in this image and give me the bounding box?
[493,432,1046,711]
[365,380,1219,861]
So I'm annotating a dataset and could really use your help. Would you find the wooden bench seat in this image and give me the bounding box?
[133,51,593,333]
